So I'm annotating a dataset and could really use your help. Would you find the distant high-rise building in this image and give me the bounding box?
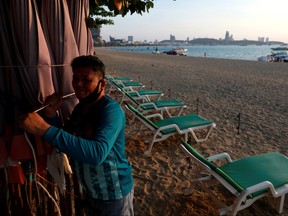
[258,37,265,42]
[109,36,124,44]
[225,31,230,41]
[91,27,102,44]
[266,37,269,42]
[224,31,234,42]
[170,34,175,43]
[128,36,133,43]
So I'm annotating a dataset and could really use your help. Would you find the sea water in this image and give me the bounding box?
[109,45,275,61]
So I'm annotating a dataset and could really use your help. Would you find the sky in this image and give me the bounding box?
[100,0,288,43]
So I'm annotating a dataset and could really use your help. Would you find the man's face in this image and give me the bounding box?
[72,67,103,100]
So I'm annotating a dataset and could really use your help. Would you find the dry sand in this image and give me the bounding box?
[95,47,288,216]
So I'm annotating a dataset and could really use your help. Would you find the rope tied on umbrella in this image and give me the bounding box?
[0,64,70,68]
[22,92,75,216]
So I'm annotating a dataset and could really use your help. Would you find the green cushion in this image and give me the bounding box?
[154,114,213,134]
[114,81,143,90]
[128,89,162,97]
[121,81,143,87]
[106,76,131,81]
[126,92,184,111]
[220,152,288,197]
[140,99,185,110]
[113,77,131,81]
[125,92,141,105]
[183,142,288,198]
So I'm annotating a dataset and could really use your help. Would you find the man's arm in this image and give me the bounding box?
[44,106,125,165]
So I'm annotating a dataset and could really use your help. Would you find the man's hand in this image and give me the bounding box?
[43,92,63,117]
[19,112,51,136]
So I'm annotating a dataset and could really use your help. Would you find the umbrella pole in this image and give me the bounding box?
[2,167,10,216]
[18,184,23,208]
[33,93,75,113]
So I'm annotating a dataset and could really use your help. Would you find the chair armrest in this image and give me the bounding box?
[145,113,164,120]
[241,181,276,197]
[132,96,149,102]
[122,86,134,91]
[207,153,233,163]
[157,124,186,134]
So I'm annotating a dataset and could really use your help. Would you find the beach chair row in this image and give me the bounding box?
[105,75,216,155]
[106,75,288,215]
[106,75,186,117]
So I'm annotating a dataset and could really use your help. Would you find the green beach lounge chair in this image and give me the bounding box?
[105,75,133,93]
[105,75,164,101]
[105,75,133,83]
[180,142,288,215]
[106,76,145,94]
[123,89,164,101]
[121,88,187,117]
[125,104,215,154]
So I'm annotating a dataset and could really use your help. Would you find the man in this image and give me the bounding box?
[19,55,134,216]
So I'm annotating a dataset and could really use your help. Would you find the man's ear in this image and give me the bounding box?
[100,79,106,89]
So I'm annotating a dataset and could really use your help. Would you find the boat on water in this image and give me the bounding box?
[257,46,288,62]
[271,46,288,51]
[163,47,188,56]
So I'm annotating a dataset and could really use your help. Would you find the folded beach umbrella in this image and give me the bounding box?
[0,0,94,214]
[1,0,77,163]
[68,0,94,55]
[0,0,94,192]
[40,0,79,118]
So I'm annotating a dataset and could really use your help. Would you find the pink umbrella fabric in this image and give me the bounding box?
[68,0,94,55]
[40,0,79,119]
[0,0,93,168]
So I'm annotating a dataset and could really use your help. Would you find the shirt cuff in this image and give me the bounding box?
[43,126,60,147]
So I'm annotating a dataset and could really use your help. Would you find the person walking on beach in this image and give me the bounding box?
[19,55,134,216]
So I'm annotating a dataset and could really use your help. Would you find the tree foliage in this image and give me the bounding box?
[89,0,154,28]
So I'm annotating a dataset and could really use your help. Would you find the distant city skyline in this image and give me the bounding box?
[107,31,273,44]
[100,0,288,43]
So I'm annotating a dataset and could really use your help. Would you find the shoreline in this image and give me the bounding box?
[100,45,280,61]
[95,47,288,215]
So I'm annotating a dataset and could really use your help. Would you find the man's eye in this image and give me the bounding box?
[83,79,92,83]
[73,78,91,83]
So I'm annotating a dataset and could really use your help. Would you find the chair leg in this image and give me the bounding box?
[277,195,285,214]
[144,133,160,155]
[184,134,188,143]
[190,125,215,143]
[177,107,185,116]
[144,141,155,155]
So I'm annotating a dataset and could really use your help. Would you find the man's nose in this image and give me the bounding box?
[75,80,84,86]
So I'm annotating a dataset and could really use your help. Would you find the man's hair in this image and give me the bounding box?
[71,55,105,78]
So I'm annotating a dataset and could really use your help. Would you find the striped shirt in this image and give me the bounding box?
[44,96,133,200]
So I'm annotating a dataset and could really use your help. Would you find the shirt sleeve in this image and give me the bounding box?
[43,103,125,165]
[44,114,62,127]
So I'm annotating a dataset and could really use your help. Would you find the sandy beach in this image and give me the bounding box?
[95,47,288,216]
